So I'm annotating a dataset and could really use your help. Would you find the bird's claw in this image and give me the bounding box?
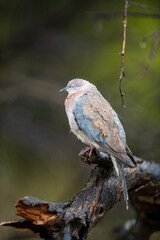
[79,146,95,157]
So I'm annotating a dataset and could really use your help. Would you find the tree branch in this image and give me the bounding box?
[119,0,128,108]
[1,151,160,240]
[127,1,160,12]
[86,11,160,19]
[141,29,160,79]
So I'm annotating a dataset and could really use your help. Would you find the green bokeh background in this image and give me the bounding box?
[0,0,160,239]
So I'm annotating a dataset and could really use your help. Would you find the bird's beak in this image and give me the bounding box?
[59,86,68,93]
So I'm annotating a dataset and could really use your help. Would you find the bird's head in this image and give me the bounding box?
[59,78,94,94]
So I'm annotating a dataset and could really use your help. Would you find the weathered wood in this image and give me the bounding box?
[1,152,160,240]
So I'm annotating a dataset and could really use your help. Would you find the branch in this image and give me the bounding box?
[86,11,160,19]
[141,29,160,79]
[127,1,160,12]
[1,151,160,240]
[119,0,128,108]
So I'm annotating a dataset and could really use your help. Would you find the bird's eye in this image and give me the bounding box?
[71,83,76,88]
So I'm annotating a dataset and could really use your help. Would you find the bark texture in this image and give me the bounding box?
[1,152,160,240]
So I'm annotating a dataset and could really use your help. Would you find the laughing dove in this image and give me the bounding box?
[60,78,136,208]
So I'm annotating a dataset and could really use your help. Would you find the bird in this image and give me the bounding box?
[59,78,136,209]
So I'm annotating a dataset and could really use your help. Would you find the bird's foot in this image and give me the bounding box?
[79,146,95,157]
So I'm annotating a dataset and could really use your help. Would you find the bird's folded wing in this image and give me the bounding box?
[73,91,136,168]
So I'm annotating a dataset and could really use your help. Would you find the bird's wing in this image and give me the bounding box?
[73,91,136,168]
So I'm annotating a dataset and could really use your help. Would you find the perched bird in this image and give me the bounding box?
[60,78,136,208]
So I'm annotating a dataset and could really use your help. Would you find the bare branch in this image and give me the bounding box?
[141,29,160,79]
[86,11,160,19]
[119,0,128,108]
[1,151,160,240]
[141,30,160,42]
[127,1,160,12]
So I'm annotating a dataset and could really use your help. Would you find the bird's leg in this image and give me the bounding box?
[79,146,95,157]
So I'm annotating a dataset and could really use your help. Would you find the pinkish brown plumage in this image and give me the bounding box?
[60,78,136,209]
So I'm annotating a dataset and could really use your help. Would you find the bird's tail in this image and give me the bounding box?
[119,162,129,210]
[111,156,129,209]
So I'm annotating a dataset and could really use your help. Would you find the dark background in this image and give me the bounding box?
[0,0,160,239]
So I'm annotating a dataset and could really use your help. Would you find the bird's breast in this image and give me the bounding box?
[64,93,95,146]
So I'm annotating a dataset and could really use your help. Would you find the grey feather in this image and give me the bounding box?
[73,93,136,168]
[118,162,129,209]
[73,95,99,142]
[111,156,119,177]
[111,109,126,148]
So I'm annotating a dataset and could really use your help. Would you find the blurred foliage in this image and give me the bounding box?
[0,0,160,239]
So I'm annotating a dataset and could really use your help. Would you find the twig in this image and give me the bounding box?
[127,1,160,12]
[119,0,128,108]
[86,11,160,19]
[141,30,160,79]
[141,30,160,42]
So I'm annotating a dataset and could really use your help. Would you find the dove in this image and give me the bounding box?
[60,78,136,208]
